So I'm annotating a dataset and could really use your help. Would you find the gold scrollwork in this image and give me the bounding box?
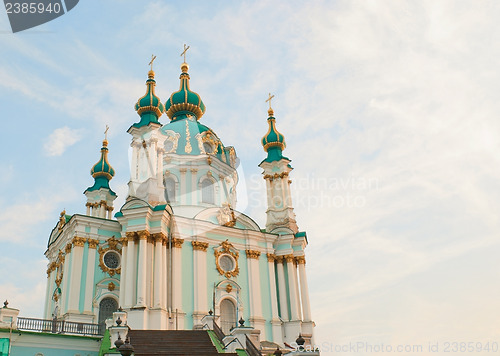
[98,236,122,277]
[266,253,277,262]
[284,254,295,263]
[295,256,306,264]
[192,241,209,251]
[245,249,261,259]
[172,237,184,248]
[88,239,100,249]
[72,236,87,247]
[214,240,240,278]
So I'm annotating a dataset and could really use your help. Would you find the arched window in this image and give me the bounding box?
[164,177,176,203]
[201,178,214,204]
[219,298,236,335]
[98,297,118,325]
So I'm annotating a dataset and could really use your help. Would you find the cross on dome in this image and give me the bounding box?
[180,44,190,63]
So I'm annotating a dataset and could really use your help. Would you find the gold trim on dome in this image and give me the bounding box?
[263,141,285,152]
[192,241,209,251]
[166,103,204,120]
[136,105,163,117]
[245,250,261,259]
[214,240,240,278]
[184,119,192,153]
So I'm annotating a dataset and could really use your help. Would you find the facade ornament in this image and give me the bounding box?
[266,253,277,262]
[217,203,236,227]
[192,241,209,251]
[72,236,87,247]
[245,249,261,259]
[214,240,240,278]
[88,239,100,249]
[171,237,184,248]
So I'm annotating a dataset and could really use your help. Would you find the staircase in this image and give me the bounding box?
[127,329,241,355]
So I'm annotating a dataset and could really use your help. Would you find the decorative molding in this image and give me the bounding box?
[267,253,277,262]
[192,241,209,251]
[171,237,184,248]
[214,240,239,278]
[284,254,295,263]
[295,256,306,264]
[151,232,166,244]
[245,249,261,259]
[88,239,100,249]
[72,236,87,247]
[108,282,116,291]
[98,237,122,277]
[119,237,128,246]
[275,255,284,263]
[65,243,72,253]
[137,230,150,241]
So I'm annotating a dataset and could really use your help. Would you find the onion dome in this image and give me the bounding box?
[132,70,164,128]
[164,62,206,121]
[261,108,287,162]
[85,139,116,195]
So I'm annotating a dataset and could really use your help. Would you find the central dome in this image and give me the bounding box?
[164,63,206,121]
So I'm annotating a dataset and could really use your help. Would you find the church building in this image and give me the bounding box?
[2,50,318,355]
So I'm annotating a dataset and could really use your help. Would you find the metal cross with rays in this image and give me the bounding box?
[149,54,157,71]
[180,44,190,62]
[104,125,109,140]
[266,93,275,109]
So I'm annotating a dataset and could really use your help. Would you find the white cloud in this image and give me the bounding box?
[43,126,83,156]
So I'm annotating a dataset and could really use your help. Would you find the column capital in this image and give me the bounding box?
[125,231,137,241]
[137,230,150,241]
[266,253,277,262]
[65,243,72,253]
[275,255,284,263]
[119,237,128,246]
[151,232,166,244]
[192,241,209,251]
[245,249,261,259]
[284,254,295,263]
[295,256,306,264]
[88,239,100,249]
[172,237,184,248]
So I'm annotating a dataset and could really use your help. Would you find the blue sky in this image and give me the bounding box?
[1,1,500,355]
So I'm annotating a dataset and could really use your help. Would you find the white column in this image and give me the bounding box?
[43,268,54,319]
[86,204,91,216]
[276,256,289,320]
[83,240,98,315]
[246,250,263,318]
[161,238,167,309]
[60,250,71,314]
[153,234,163,308]
[171,238,183,313]
[267,255,280,319]
[298,258,311,321]
[136,231,149,307]
[124,234,136,308]
[68,238,85,313]
[285,255,300,320]
[192,242,208,317]
[119,240,128,308]
[179,168,187,204]
[265,178,272,207]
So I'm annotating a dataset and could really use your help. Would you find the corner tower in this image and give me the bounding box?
[259,102,298,234]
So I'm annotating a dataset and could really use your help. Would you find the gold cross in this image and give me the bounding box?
[265,93,275,109]
[180,44,190,62]
[149,54,157,71]
[104,125,109,140]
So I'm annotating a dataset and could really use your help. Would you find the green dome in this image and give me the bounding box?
[133,70,164,128]
[164,63,206,121]
[261,109,288,163]
[86,139,116,195]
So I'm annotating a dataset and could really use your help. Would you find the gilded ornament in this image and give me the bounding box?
[225,284,233,293]
[137,230,150,240]
[295,256,306,264]
[192,241,209,251]
[172,237,184,248]
[72,236,87,247]
[88,239,100,249]
[214,240,240,278]
[245,250,261,259]
[284,254,295,263]
[65,243,72,253]
[184,119,192,153]
[267,253,277,262]
[275,255,284,263]
[108,282,116,291]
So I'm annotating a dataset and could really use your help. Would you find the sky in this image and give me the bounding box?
[1,1,500,355]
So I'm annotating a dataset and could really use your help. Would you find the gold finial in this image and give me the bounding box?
[180,44,190,63]
[266,93,275,116]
